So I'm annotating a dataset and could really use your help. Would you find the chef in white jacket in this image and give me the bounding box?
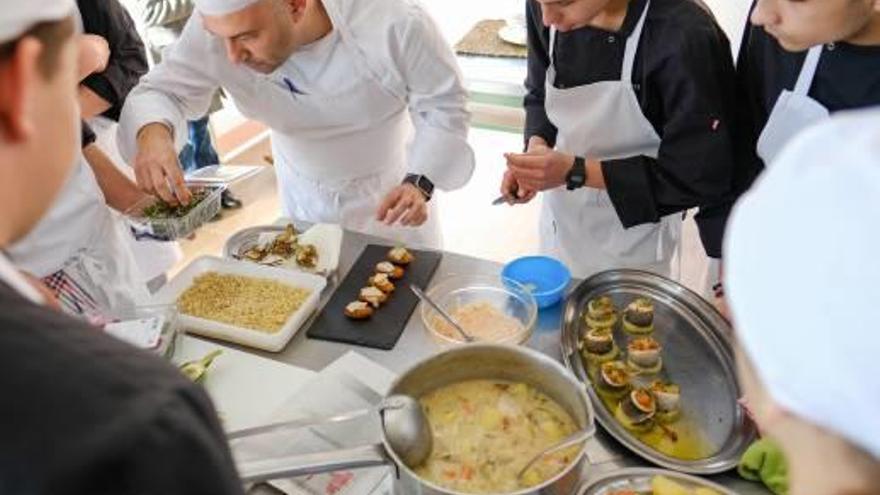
[118,0,475,248]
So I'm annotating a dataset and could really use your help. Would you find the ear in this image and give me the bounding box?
[285,0,308,20]
[0,37,40,143]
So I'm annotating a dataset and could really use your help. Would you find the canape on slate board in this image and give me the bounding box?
[306,244,442,350]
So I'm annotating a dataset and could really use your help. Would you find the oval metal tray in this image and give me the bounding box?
[579,467,736,495]
[560,270,756,474]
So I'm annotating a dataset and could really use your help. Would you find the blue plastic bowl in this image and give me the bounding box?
[502,256,572,309]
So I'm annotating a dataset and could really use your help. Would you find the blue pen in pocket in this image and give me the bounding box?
[282,76,307,98]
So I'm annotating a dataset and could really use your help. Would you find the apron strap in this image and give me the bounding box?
[793,45,823,96]
[622,0,652,82]
[549,27,557,63]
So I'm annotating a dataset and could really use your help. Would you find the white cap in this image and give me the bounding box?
[194,0,262,16]
[725,108,880,459]
[0,0,76,43]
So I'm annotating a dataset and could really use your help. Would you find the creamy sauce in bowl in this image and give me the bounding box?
[430,301,526,343]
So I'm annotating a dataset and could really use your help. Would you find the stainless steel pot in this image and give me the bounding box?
[237,344,596,494]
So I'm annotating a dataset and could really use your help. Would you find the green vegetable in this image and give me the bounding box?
[179,349,223,384]
[142,190,208,219]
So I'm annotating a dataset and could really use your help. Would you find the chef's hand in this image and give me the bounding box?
[505,147,575,192]
[377,184,428,227]
[500,170,537,204]
[499,136,548,203]
[134,123,192,205]
[77,34,110,81]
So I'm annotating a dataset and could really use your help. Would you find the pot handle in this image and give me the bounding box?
[237,444,391,484]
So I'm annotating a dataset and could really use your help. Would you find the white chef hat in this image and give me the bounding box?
[194,0,262,16]
[725,108,880,459]
[0,0,76,44]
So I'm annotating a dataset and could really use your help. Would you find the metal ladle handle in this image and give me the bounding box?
[227,407,375,441]
[410,284,475,343]
[238,444,390,484]
[517,425,597,481]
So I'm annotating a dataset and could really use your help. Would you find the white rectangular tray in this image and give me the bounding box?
[156,256,327,352]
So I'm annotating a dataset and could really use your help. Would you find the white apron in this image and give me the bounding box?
[88,116,183,284]
[539,0,681,279]
[8,158,150,321]
[264,32,442,249]
[757,45,830,166]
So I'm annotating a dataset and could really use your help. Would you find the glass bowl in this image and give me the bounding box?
[420,274,538,347]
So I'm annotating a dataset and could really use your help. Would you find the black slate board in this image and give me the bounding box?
[306,244,442,350]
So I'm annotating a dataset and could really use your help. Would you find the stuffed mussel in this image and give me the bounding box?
[585,295,618,329]
[581,327,620,364]
[623,297,655,334]
[615,388,657,433]
[651,380,682,423]
[596,360,631,399]
[626,336,663,374]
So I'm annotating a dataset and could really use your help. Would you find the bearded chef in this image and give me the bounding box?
[118,0,475,248]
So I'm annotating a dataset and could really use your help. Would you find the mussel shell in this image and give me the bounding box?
[627,344,661,368]
[631,389,657,413]
[624,308,653,327]
[621,395,655,424]
[654,389,681,412]
[599,362,630,389]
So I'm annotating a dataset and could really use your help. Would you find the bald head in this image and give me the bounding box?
[201,0,308,73]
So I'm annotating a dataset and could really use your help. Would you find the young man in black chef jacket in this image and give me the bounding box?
[500,0,743,281]
[0,4,244,493]
[699,0,880,312]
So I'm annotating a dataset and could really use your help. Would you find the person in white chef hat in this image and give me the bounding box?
[118,0,475,248]
[725,108,880,495]
[0,2,243,492]
[5,10,152,322]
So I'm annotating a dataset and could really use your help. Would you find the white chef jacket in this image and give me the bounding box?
[118,0,475,219]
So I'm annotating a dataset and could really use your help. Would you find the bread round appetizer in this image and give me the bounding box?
[388,246,414,265]
[344,301,374,320]
[359,286,388,308]
[368,273,395,293]
[375,261,404,279]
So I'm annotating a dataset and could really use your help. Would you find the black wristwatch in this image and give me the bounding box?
[403,174,434,201]
[565,156,587,191]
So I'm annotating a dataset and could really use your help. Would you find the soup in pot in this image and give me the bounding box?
[415,379,580,493]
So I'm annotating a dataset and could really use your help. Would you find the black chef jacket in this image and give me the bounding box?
[78,0,148,122]
[525,0,741,237]
[699,5,880,258]
[0,282,244,495]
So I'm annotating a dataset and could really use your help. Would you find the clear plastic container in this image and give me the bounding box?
[103,304,180,359]
[420,274,538,348]
[126,185,224,241]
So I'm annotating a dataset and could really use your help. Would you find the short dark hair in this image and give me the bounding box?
[0,16,75,80]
